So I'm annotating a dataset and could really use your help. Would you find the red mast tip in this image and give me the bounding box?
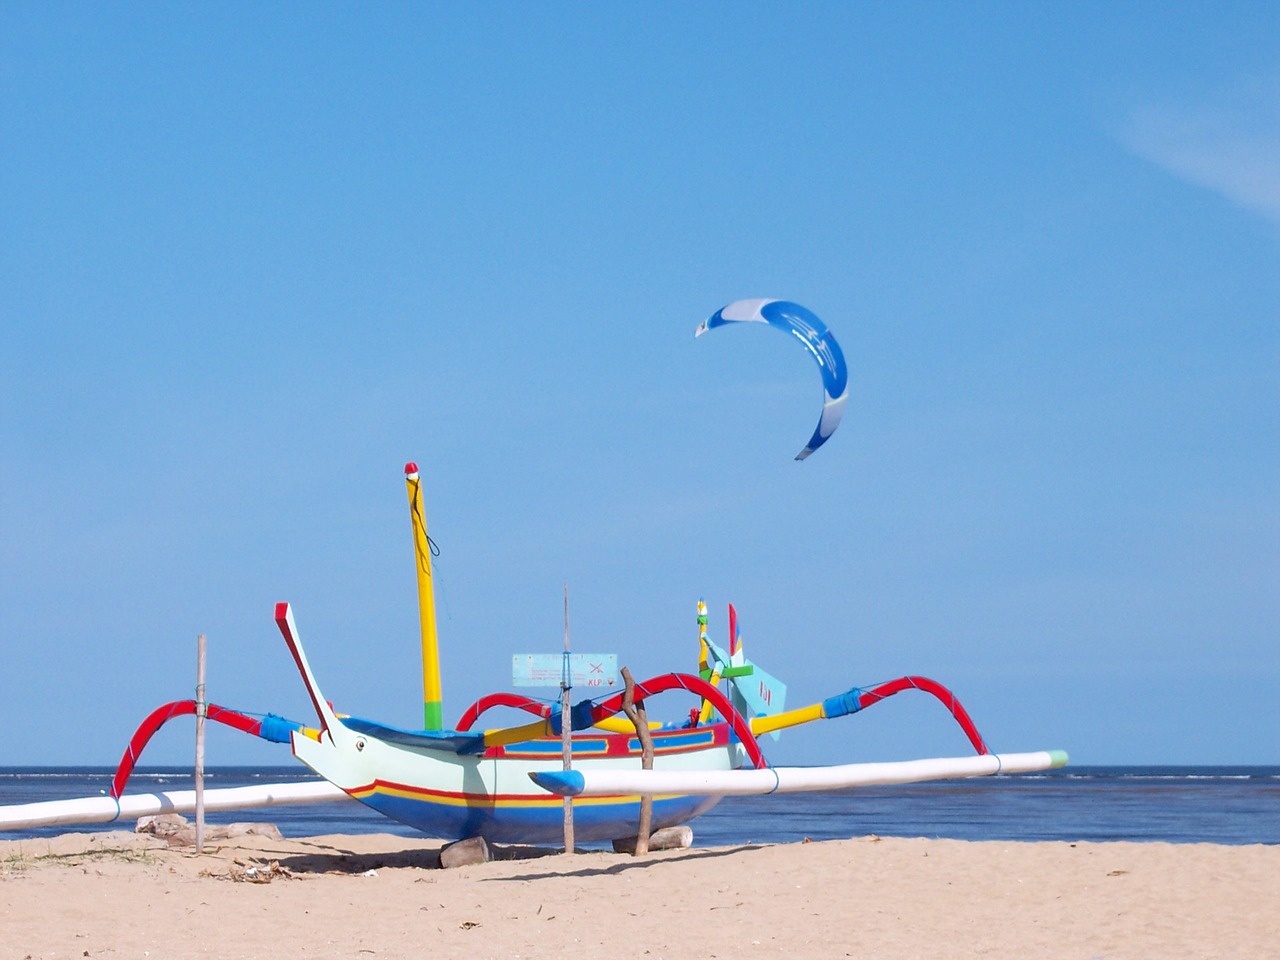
[405,462,418,475]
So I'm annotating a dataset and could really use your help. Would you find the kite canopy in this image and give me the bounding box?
[696,299,849,460]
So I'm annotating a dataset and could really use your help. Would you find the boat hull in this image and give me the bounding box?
[292,720,743,844]
[354,781,724,844]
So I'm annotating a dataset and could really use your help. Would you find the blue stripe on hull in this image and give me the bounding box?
[357,792,724,844]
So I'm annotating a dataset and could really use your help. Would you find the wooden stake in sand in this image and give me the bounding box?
[194,632,207,855]
[620,666,654,855]
[561,583,574,855]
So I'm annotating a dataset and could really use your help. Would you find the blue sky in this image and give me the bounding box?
[2,3,1276,769]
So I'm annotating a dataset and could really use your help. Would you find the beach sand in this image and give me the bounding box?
[2,830,1276,959]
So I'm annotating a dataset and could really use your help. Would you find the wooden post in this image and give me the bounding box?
[194,633,207,855]
[561,583,574,854]
[620,666,654,855]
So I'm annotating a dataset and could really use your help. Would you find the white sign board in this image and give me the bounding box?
[512,653,618,689]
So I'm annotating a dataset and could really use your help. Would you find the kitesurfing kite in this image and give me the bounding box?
[697,299,849,460]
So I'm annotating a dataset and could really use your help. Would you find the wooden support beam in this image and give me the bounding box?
[620,666,655,856]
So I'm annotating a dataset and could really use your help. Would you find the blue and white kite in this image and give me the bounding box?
[696,299,849,460]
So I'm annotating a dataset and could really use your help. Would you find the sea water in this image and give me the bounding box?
[1,766,1275,846]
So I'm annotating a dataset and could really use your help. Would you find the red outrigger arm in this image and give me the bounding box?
[824,675,990,756]
[455,692,548,729]
[589,672,769,768]
[110,701,305,799]
[457,672,771,769]
[584,673,763,765]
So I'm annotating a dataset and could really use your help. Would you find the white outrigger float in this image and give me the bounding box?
[0,463,1066,843]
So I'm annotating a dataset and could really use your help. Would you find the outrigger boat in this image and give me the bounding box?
[0,464,1066,842]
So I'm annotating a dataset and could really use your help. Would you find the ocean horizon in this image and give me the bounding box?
[2,765,1275,847]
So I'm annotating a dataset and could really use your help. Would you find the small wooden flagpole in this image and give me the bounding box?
[194,632,207,854]
[561,583,574,855]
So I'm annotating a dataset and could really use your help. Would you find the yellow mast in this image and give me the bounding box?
[404,462,443,730]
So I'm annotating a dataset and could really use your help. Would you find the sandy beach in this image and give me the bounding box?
[1,830,1275,959]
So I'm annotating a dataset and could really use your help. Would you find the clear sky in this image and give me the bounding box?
[2,3,1276,769]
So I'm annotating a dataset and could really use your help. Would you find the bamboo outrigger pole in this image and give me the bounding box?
[405,463,444,731]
